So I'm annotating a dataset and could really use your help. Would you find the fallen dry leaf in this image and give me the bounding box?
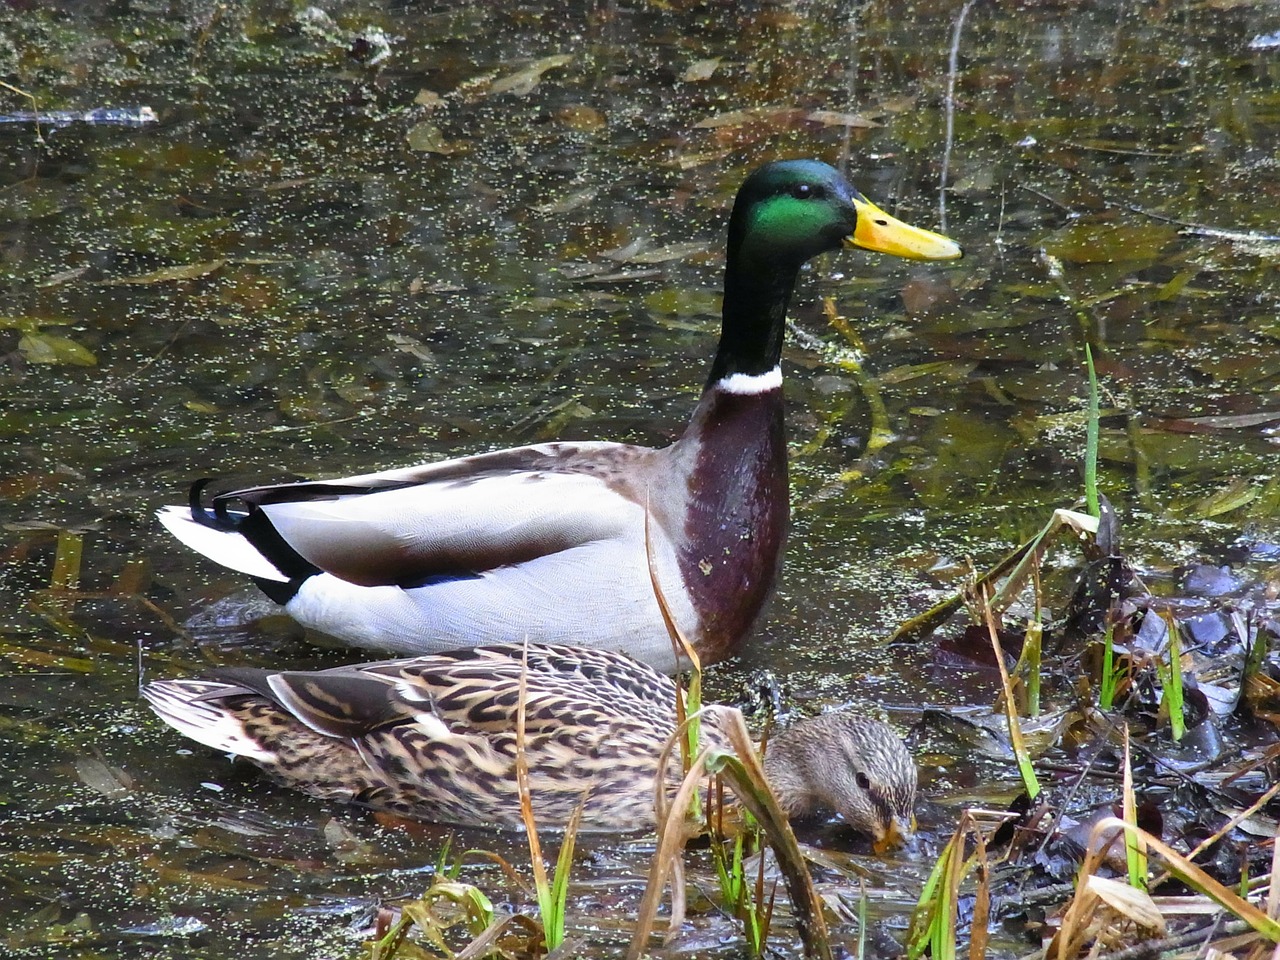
[406,122,463,154]
[102,259,227,285]
[555,104,605,131]
[489,54,572,96]
[414,89,445,110]
[18,332,97,366]
[806,109,881,128]
[682,58,721,81]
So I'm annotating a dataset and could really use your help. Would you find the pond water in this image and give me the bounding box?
[1,1,1277,957]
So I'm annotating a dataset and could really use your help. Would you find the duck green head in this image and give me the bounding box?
[709,159,962,384]
[727,159,962,267]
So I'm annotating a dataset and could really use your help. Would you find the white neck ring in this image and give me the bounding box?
[714,366,782,395]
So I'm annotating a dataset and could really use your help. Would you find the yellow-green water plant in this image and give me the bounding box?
[891,343,1110,653]
[853,880,869,960]
[700,697,778,957]
[369,869,508,960]
[1010,559,1045,718]
[369,838,581,959]
[909,829,960,960]
[1242,616,1270,687]
[1120,725,1148,891]
[707,797,775,956]
[626,705,832,960]
[889,507,1100,646]
[1098,623,1126,711]
[1155,613,1186,742]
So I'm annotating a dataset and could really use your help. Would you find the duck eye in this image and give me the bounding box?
[790,183,815,200]
[855,771,871,790]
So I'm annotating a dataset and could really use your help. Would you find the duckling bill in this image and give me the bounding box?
[143,642,917,841]
[158,160,961,673]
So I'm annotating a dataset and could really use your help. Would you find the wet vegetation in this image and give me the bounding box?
[1,0,1279,958]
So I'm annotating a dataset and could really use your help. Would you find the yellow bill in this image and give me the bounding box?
[847,196,963,261]
[872,812,918,854]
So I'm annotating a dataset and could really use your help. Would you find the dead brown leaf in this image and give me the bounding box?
[555,104,605,131]
[102,259,227,285]
[489,54,572,96]
[806,110,881,128]
[405,123,463,154]
[682,58,721,81]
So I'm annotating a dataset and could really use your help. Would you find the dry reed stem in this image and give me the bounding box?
[1051,817,1280,960]
[714,709,833,960]
[625,739,715,959]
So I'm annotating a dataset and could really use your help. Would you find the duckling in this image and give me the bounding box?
[158,161,961,672]
[143,642,917,843]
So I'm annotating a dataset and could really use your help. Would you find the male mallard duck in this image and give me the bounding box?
[158,160,961,673]
[143,642,917,842]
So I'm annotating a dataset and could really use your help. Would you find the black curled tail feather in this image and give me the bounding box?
[186,478,320,586]
[189,478,244,531]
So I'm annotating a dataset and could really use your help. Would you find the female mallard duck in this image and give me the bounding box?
[158,160,961,673]
[143,642,917,842]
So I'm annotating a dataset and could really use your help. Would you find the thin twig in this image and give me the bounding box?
[1095,917,1248,960]
[940,0,979,231]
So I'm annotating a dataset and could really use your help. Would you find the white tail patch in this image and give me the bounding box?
[156,506,290,582]
[715,366,782,395]
[143,681,275,763]
[408,710,453,740]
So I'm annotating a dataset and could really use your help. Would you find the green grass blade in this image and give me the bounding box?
[544,802,584,950]
[907,829,959,960]
[1100,624,1117,710]
[1121,726,1148,890]
[1165,615,1185,742]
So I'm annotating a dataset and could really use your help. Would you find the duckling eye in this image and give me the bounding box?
[855,771,871,790]
[790,183,816,200]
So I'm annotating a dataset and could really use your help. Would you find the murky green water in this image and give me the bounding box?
[1,1,1277,957]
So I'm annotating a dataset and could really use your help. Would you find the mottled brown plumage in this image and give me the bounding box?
[144,643,916,840]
